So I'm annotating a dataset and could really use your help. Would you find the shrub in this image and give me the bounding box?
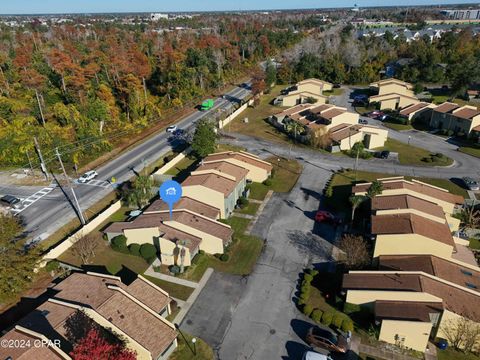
[457,131,465,138]
[220,253,229,262]
[310,269,319,277]
[263,178,273,186]
[198,250,205,255]
[164,154,175,163]
[111,235,128,253]
[325,184,333,198]
[303,304,314,317]
[45,260,60,272]
[140,243,157,260]
[434,152,444,159]
[129,243,141,256]
[299,289,310,302]
[422,156,433,163]
[332,313,345,329]
[321,312,334,326]
[169,265,180,275]
[303,273,313,283]
[343,302,361,315]
[447,130,454,136]
[237,197,249,208]
[341,319,354,332]
[311,309,323,323]
[297,298,305,306]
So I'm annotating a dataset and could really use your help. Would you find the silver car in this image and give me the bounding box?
[463,177,479,191]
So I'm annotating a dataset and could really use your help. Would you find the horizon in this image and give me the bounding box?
[0,0,479,16]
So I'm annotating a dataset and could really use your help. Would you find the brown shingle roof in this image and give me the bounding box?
[371,213,455,247]
[123,278,171,313]
[399,102,431,116]
[375,300,443,322]
[104,211,232,244]
[182,172,237,196]
[0,327,67,360]
[433,102,460,113]
[372,194,446,219]
[379,255,480,291]
[274,103,312,117]
[97,290,177,359]
[343,272,480,322]
[320,108,346,120]
[452,107,480,120]
[329,124,361,142]
[144,197,220,219]
[352,179,464,205]
[369,92,419,101]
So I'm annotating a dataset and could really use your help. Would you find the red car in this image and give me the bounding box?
[368,110,385,119]
[315,211,342,225]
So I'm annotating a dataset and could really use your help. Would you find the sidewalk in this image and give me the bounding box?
[144,266,199,288]
[246,190,274,235]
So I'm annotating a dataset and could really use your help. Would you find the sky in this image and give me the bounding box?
[1,0,480,14]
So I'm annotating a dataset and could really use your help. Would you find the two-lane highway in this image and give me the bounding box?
[18,83,251,241]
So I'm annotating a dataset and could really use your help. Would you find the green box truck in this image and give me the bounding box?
[201,99,214,111]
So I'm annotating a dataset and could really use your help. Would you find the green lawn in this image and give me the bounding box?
[215,143,246,152]
[169,332,214,360]
[235,201,260,215]
[58,237,151,275]
[469,237,480,250]
[179,216,263,282]
[459,146,480,158]
[382,122,413,131]
[378,138,453,167]
[164,156,198,182]
[323,88,344,96]
[437,348,479,360]
[142,276,194,301]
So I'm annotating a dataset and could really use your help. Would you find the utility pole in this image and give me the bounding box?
[55,147,86,225]
[33,136,49,181]
[35,90,45,126]
[25,150,34,176]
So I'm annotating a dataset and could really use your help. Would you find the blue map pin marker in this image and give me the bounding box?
[159,180,182,220]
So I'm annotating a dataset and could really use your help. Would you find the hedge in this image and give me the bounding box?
[304,273,313,283]
[111,235,129,253]
[140,243,157,260]
[343,302,361,315]
[303,304,314,317]
[332,313,344,329]
[45,260,60,272]
[311,309,323,323]
[129,243,141,256]
[341,319,354,332]
[321,312,334,326]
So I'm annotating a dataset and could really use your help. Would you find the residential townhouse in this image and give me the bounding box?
[369,78,420,110]
[271,103,388,151]
[428,102,480,138]
[274,78,332,107]
[203,151,273,183]
[0,272,178,360]
[399,102,437,123]
[342,254,480,353]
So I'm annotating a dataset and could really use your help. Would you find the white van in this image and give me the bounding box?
[302,350,333,360]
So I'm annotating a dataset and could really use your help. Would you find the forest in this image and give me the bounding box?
[0,14,303,169]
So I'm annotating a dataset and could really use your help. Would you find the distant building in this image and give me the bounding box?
[441,9,480,20]
[150,13,169,21]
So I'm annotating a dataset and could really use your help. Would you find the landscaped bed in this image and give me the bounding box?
[169,331,214,360]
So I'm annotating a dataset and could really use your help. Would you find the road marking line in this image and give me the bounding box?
[11,186,57,215]
[77,179,110,189]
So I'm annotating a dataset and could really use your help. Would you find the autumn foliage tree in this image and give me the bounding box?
[70,329,136,360]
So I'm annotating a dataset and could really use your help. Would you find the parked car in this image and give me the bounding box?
[302,350,333,360]
[0,194,21,208]
[379,150,390,159]
[315,210,342,225]
[333,83,341,88]
[353,94,368,104]
[359,119,368,125]
[166,125,177,133]
[462,177,480,191]
[306,326,348,353]
[78,170,98,183]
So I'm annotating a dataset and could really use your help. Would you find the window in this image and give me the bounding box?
[461,269,473,276]
[465,283,477,289]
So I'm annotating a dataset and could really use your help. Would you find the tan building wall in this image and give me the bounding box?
[124,227,160,246]
[338,132,364,151]
[346,290,442,307]
[373,233,454,259]
[205,158,269,182]
[437,310,480,353]
[379,320,433,352]
[378,83,414,97]
[446,214,461,232]
[326,112,359,129]
[297,82,323,95]
[165,220,225,254]
[159,238,192,266]
[363,128,388,149]
[182,185,226,218]
[281,92,327,107]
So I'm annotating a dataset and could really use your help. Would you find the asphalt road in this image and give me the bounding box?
[6,84,252,241]
[181,162,337,360]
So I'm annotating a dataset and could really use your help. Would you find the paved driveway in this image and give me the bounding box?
[181,162,337,359]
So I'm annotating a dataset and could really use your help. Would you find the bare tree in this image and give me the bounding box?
[338,234,370,269]
[441,316,480,353]
[72,234,99,264]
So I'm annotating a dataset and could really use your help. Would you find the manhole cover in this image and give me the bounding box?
[270,329,276,334]
[186,319,193,325]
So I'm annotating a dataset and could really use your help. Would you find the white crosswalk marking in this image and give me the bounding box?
[76,179,111,188]
[11,186,56,215]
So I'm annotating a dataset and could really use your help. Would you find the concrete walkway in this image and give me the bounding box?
[174,268,214,325]
[233,213,254,219]
[246,190,273,235]
[144,266,199,288]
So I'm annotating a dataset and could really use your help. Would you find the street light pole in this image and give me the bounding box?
[191,337,197,355]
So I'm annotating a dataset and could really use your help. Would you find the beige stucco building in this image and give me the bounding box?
[274,78,333,106]
[296,78,333,93]
[369,78,419,110]
[399,102,437,122]
[429,102,480,137]
[329,123,388,151]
